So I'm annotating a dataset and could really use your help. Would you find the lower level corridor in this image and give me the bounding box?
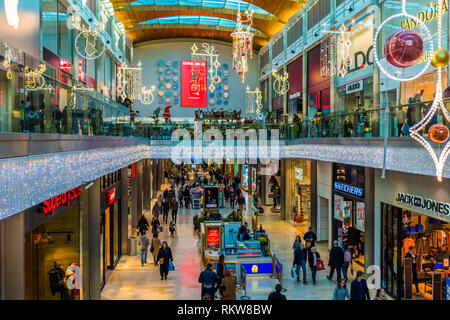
[101,190,362,300]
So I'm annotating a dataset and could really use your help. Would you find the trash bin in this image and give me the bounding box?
[129,236,137,256]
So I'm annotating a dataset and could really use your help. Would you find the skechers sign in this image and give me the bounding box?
[396,193,450,216]
[333,182,364,198]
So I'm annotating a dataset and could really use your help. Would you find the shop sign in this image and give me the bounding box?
[333,181,364,198]
[401,1,449,30]
[207,227,220,248]
[356,201,365,232]
[59,59,72,74]
[395,192,450,216]
[346,80,363,94]
[40,186,82,215]
[106,188,116,206]
[289,91,301,100]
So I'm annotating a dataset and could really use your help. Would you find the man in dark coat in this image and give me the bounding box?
[198,263,220,300]
[327,240,344,281]
[303,227,317,250]
[350,271,371,300]
[293,243,308,284]
[268,284,286,300]
[162,199,170,224]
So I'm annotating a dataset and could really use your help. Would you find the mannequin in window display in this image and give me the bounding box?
[343,116,353,137]
[396,106,406,137]
[48,261,69,300]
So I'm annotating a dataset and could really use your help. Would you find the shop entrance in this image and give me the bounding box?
[381,203,449,300]
[101,199,121,289]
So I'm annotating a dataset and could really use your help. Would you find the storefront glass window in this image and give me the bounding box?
[42,0,58,54]
[287,159,311,227]
[58,1,72,63]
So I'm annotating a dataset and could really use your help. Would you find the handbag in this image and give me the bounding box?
[159,226,163,232]
[159,258,164,265]
[350,263,354,276]
[291,267,297,278]
[169,262,175,271]
[316,259,325,271]
[150,246,154,253]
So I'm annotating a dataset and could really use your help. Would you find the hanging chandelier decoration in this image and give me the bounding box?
[246,86,263,114]
[319,33,336,77]
[117,61,155,105]
[407,0,450,182]
[191,43,221,92]
[272,70,289,95]
[231,4,255,83]
[24,64,46,90]
[320,23,353,77]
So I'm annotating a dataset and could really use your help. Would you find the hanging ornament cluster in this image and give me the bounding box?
[1,42,17,80]
[231,4,255,83]
[272,70,289,95]
[24,64,46,90]
[407,0,450,182]
[320,33,336,77]
[246,86,263,114]
[191,43,221,92]
[117,61,155,105]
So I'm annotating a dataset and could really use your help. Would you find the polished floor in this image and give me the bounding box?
[102,189,372,300]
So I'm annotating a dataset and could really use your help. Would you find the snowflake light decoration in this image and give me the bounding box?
[246,86,263,114]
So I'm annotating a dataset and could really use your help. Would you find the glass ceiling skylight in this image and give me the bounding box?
[127,0,272,15]
[139,15,259,32]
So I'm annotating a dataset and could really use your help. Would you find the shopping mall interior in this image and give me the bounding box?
[0,0,449,302]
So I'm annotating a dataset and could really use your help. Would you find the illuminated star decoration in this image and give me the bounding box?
[191,43,221,92]
[409,0,450,182]
[231,3,254,83]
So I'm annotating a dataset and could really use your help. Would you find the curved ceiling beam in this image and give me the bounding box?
[116,5,281,22]
[115,10,282,38]
[126,28,269,49]
[128,23,269,40]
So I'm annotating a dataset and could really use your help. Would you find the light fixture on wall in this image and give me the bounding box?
[291,50,295,54]
[313,32,318,37]
[347,6,354,12]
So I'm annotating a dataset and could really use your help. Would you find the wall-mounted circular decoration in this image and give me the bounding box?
[158,90,164,97]
[224,92,229,99]
[209,99,215,105]
[173,69,178,75]
[223,85,229,91]
[224,100,229,106]
[158,75,164,82]
[217,99,222,105]
[223,63,229,69]
[166,91,172,97]
[173,83,179,90]
[165,68,172,74]
[223,78,229,84]
[165,83,172,90]
[158,83,165,89]
[158,98,164,104]
[173,76,179,82]
[165,77,171,82]
[173,61,179,67]
[223,71,229,77]
[173,91,179,97]
[216,84,222,91]
[209,92,215,98]
[158,60,164,67]
[158,68,164,74]
[216,92,222,98]
[217,70,222,76]
[166,61,171,67]
[173,98,179,104]
[165,97,171,104]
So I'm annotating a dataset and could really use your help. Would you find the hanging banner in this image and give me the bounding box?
[181,60,207,108]
[356,201,365,232]
[334,195,344,221]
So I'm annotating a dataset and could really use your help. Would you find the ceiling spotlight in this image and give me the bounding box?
[347,6,354,12]
[313,32,318,37]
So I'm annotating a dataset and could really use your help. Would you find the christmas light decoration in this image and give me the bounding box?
[272,70,289,95]
[321,23,353,77]
[372,0,433,82]
[117,62,143,101]
[191,43,221,92]
[74,20,106,60]
[320,33,336,77]
[1,42,16,80]
[24,64,46,90]
[246,86,262,114]
[409,0,450,182]
[139,85,156,105]
[231,4,254,83]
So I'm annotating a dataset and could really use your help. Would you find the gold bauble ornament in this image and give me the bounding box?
[431,48,449,68]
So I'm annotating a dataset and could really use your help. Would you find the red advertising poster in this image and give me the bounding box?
[207,227,220,249]
[181,60,207,108]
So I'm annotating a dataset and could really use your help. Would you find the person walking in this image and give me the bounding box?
[333,279,350,300]
[138,231,150,267]
[157,241,173,280]
[151,216,160,235]
[327,240,344,281]
[220,269,237,300]
[350,271,371,300]
[137,215,150,235]
[374,288,388,300]
[216,254,226,282]
[162,198,170,224]
[293,242,308,284]
[293,235,302,251]
[152,200,162,219]
[229,189,236,209]
[169,221,176,238]
[150,232,161,265]
[198,263,220,300]
[183,186,191,209]
[237,193,246,214]
[342,247,353,280]
[268,284,286,300]
[171,198,179,223]
[307,247,321,285]
[406,246,423,296]
[303,227,317,252]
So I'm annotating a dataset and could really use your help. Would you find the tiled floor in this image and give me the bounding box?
[101,190,369,300]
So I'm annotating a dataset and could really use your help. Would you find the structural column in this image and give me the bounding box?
[120,167,129,256]
[364,167,375,269]
[88,178,101,300]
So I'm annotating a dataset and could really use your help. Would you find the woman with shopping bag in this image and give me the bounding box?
[307,247,322,285]
[157,241,173,280]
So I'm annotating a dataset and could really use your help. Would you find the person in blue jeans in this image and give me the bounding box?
[293,242,308,284]
[342,247,353,280]
[138,231,150,267]
[307,247,321,285]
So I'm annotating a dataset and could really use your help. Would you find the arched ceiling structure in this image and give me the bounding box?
[111,0,304,49]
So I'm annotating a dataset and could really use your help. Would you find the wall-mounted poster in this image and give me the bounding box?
[356,201,365,232]
[180,60,207,108]
[334,195,344,221]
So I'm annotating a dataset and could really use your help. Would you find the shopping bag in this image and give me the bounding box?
[316,260,325,271]
[291,267,297,278]
[169,262,175,271]
[350,264,354,276]
[159,226,163,232]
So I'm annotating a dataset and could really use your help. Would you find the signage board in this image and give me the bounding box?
[40,186,82,215]
[333,181,364,198]
[346,80,364,94]
[106,188,116,206]
[241,263,272,274]
[396,192,450,216]
[180,60,207,108]
[206,227,220,248]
